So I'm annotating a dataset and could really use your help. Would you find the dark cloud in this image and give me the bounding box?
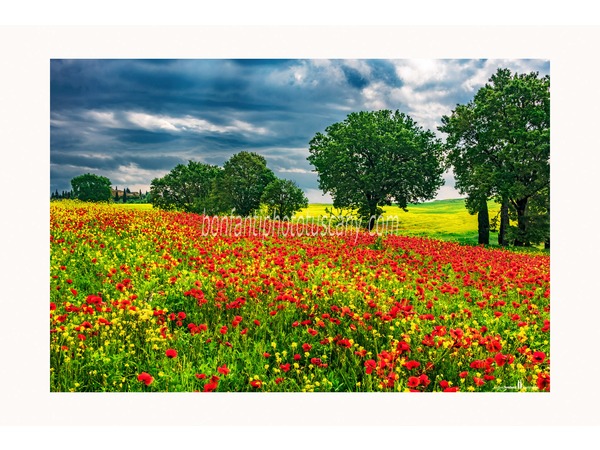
[367,60,403,87]
[342,66,369,89]
[50,59,550,201]
[115,129,181,145]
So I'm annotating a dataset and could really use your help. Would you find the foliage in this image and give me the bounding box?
[70,173,112,202]
[260,178,309,220]
[149,161,221,214]
[221,151,276,216]
[439,68,550,247]
[308,110,444,229]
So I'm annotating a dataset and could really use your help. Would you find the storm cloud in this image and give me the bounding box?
[50,59,550,201]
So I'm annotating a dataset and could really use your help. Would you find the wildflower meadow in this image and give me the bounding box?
[50,201,549,393]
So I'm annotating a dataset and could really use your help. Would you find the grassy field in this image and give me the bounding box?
[295,199,502,246]
[112,199,525,248]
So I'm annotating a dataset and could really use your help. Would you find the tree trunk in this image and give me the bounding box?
[513,198,529,247]
[367,206,377,231]
[478,201,490,245]
[498,199,509,246]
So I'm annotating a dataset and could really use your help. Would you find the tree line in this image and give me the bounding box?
[56,68,549,248]
[149,151,309,219]
[52,176,150,204]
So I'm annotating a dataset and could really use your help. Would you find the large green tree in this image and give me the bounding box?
[221,151,276,216]
[261,178,309,220]
[70,173,112,202]
[439,68,550,247]
[150,161,221,213]
[307,110,444,230]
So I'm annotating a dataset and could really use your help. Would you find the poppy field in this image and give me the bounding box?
[50,201,550,392]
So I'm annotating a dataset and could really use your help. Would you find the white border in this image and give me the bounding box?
[0,26,599,429]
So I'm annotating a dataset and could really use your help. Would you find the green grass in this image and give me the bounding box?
[295,199,502,246]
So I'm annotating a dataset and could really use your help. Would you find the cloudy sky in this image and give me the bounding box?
[50,59,549,202]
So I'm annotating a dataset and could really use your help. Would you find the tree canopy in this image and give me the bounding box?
[261,178,309,220]
[221,151,276,216]
[150,161,221,214]
[71,173,112,202]
[307,110,444,229]
[439,68,550,247]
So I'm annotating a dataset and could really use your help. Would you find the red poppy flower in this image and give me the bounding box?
[419,374,430,387]
[195,373,207,380]
[536,372,550,392]
[250,380,263,389]
[365,359,377,375]
[532,351,546,364]
[70,288,78,296]
[407,376,420,388]
[86,295,102,304]
[178,312,186,320]
[337,338,352,348]
[486,340,502,352]
[204,382,218,392]
[302,343,312,352]
[307,328,318,336]
[137,372,154,386]
[494,353,508,367]
[165,348,178,358]
[263,352,271,358]
[439,380,449,389]
[275,377,284,384]
[217,364,230,375]
[473,377,485,386]
[294,354,301,361]
[280,363,291,372]
[404,360,420,370]
[443,387,459,392]
[220,325,228,335]
[253,320,261,326]
[470,360,486,369]
[50,302,56,311]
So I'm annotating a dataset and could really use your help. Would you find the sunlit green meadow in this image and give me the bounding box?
[295,199,502,246]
